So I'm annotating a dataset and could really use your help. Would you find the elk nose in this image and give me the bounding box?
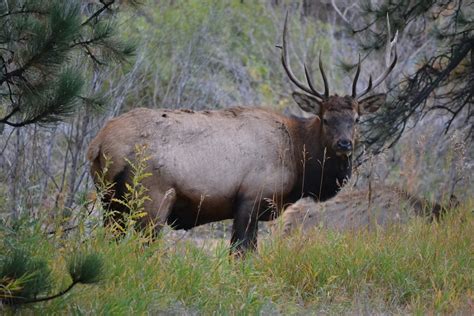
[336,139,352,151]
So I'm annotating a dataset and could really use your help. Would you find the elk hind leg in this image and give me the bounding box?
[139,188,177,238]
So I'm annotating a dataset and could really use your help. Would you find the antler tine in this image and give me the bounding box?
[356,43,397,99]
[368,48,397,89]
[281,12,324,99]
[356,15,398,99]
[303,52,328,99]
[356,74,373,99]
[304,64,321,97]
[351,54,361,98]
[319,52,329,97]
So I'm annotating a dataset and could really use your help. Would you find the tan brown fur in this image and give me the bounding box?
[275,185,453,236]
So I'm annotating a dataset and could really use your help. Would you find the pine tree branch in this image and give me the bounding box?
[1,55,16,104]
[1,25,73,86]
[0,55,21,125]
[1,0,136,129]
[0,110,52,127]
[444,93,471,131]
[363,38,474,153]
[0,66,27,86]
[0,108,19,124]
[0,9,47,19]
[0,117,35,127]
[17,281,79,304]
[407,41,473,109]
[82,0,116,26]
[70,35,109,49]
[84,45,105,65]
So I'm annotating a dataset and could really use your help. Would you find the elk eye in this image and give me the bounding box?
[323,118,328,125]
[355,117,360,123]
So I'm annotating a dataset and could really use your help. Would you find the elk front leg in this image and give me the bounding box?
[231,198,259,256]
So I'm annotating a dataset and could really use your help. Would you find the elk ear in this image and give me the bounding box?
[292,92,322,115]
[359,93,386,114]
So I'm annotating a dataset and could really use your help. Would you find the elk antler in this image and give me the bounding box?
[352,14,398,99]
[281,12,329,100]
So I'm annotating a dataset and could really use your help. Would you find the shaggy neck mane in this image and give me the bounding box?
[287,116,352,202]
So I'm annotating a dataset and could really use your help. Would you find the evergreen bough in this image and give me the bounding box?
[0,0,137,131]
[0,247,104,305]
[349,0,473,152]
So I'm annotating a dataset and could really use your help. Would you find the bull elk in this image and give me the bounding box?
[87,15,397,254]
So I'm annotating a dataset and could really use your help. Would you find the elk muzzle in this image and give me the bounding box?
[335,139,353,156]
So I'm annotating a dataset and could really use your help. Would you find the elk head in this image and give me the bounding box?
[281,14,398,157]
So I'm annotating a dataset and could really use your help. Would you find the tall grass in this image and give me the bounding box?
[3,199,472,314]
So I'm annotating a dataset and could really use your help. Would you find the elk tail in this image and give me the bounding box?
[87,137,104,183]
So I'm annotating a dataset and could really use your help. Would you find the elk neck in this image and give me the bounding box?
[287,115,352,201]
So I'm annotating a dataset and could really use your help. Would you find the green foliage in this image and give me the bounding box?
[118,0,333,111]
[19,67,85,124]
[0,0,137,129]
[68,252,104,285]
[0,248,51,304]
[1,200,471,313]
[0,219,104,306]
[114,144,152,224]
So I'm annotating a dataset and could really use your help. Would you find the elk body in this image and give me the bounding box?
[275,185,453,236]
[87,15,397,254]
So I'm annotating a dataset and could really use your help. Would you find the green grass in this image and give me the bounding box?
[2,200,473,314]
